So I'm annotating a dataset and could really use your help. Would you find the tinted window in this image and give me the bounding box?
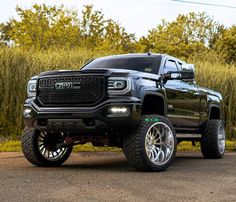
[164,60,178,73]
[83,56,161,73]
[164,59,179,78]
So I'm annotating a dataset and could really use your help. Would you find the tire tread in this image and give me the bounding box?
[123,115,177,171]
[201,119,225,159]
[21,128,72,166]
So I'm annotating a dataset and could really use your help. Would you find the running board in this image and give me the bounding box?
[176,133,201,139]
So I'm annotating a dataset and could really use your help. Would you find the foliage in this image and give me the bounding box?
[0,4,81,49]
[0,47,98,137]
[0,4,135,53]
[137,12,223,59]
[214,26,236,63]
[189,51,236,138]
[0,140,121,152]
[177,140,236,151]
[0,47,235,138]
[0,4,235,61]
[0,4,235,139]
[1,139,235,152]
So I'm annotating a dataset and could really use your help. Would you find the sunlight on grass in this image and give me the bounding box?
[73,143,121,152]
[0,140,235,152]
[177,140,236,151]
[0,140,21,152]
[0,48,236,139]
[0,140,121,152]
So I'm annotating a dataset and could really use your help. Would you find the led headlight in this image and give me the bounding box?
[27,79,37,97]
[108,77,131,95]
[23,108,32,118]
[108,80,126,90]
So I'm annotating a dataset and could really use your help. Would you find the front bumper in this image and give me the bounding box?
[23,97,142,135]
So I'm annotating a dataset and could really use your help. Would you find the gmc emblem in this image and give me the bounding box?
[54,82,81,90]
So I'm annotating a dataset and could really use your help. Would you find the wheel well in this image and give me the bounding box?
[209,106,220,120]
[142,95,165,116]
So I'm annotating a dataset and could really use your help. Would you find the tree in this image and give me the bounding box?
[0,4,135,53]
[0,22,13,46]
[79,5,135,53]
[80,5,105,49]
[137,12,223,58]
[0,4,81,49]
[215,26,236,63]
[97,19,136,53]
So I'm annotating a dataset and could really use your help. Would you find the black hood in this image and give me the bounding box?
[38,68,135,78]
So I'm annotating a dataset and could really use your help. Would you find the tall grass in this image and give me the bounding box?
[190,55,236,138]
[0,47,235,138]
[0,47,101,137]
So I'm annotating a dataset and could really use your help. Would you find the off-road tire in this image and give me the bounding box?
[201,120,225,159]
[123,115,177,172]
[21,128,72,166]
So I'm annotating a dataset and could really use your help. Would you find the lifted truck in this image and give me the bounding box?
[22,53,226,171]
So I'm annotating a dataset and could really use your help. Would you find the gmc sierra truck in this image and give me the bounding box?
[22,53,226,171]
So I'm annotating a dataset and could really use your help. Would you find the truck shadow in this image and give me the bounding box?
[58,153,204,172]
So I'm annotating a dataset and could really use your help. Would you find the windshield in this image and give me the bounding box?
[83,56,161,73]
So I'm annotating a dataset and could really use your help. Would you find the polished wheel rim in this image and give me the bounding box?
[37,132,68,161]
[145,122,175,166]
[218,125,226,155]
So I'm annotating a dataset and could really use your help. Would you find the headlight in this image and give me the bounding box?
[27,79,37,97]
[108,77,131,95]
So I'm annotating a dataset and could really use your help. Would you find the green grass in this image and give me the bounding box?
[73,143,121,152]
[0,47,235,138]
[0,140,21,152]
[177,140,236,151]
[0,140,121,152]
[1,140,235,152]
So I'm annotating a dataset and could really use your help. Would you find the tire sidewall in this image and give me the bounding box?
[201,119,226,159]
[215,121,226,157]
[22,128,72,166]
[140,115,177,171]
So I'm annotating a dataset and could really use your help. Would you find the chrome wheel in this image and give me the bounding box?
[37,132,68,161]
[218,125,226,155]
[145,122,175,166]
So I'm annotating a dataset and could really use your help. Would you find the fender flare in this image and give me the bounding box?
[208,103,221,120]
[141,91,167,116]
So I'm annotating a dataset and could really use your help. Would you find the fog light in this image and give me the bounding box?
[23,108,32,118]
[108,106,130,117]
[110,107,128,113]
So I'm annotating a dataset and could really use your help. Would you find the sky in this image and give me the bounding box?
[0,0,236,38]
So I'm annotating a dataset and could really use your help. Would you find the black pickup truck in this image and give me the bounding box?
[22,53,226,171]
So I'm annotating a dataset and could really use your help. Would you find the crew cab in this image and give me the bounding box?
[21,53,226,171]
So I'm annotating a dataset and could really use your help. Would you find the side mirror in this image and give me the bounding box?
[162,72,172,80]
[181,64,195,80]
[162,64,195,80]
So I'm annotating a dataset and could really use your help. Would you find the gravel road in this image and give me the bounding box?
[0,151,235,202]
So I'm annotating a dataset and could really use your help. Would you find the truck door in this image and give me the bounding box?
[163,59,201,129]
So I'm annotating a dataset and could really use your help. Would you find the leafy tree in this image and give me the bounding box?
[1,4,233,59]
[0,4,80,49]
[0,4,135,53]
[0,22,13,46]
[80,5,105,49]
[79,5,135,53]
[97,19,136,53]
[215,26,236,63]
[137,12,222,58]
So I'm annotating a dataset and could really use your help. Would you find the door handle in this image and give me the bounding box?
[181,89,188,93]
[194,92,200,96]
